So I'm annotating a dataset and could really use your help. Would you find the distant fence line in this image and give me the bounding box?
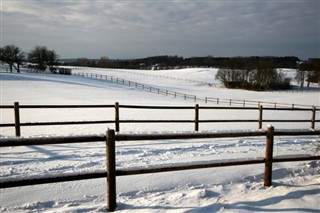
[1,67,319,106]
[71,70,319,108]
[0,102,318,137]
[1,127,320,211]
[69,66,320,93]
[71,66,216,86]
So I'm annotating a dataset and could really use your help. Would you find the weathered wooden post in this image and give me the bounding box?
[195,104,199,131]
[14,102,21,137]
[311,106,316,130]
[258,105,263,129]
[264,125,274,187]
[106,129,116,211]
[115,102,120,132]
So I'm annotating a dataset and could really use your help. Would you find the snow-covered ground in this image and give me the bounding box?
[0,67,319,212]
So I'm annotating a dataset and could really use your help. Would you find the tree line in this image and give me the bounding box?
[65,55,300,70]
[216,57,320,90]
[68,55,319,90]
[0,44,59,73]
[1,44,319,90]
[215,57,291,90]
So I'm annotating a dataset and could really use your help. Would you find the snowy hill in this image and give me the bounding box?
[0,69,319,212]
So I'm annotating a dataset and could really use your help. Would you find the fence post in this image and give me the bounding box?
[195,104,199,131]
[115,102,120,132]
[14,102,21,137]
[106,129,116,211]
[264,125,274,187]
[311,106,316,130]
[258,105,263,129]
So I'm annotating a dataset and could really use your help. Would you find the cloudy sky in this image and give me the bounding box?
[1,0,319,59]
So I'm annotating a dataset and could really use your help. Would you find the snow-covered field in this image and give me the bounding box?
[0,67,319,212]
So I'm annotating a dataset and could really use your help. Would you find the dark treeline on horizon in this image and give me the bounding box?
[62,55,300,70]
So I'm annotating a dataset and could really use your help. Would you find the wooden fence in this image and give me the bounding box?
[0,102,318,137]
[72,71,320,108]
[0,127,319,211]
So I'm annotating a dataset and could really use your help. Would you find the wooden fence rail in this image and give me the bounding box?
[1,127,320,211]
[0,102,318,136]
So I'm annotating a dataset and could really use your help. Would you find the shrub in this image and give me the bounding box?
[216,58,291,91]
[58,68,72,75]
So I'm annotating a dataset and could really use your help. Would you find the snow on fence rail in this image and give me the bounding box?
[0,127,320,211]
[0,102,318,137]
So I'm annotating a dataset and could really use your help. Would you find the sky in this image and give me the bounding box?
[1,0,319,60]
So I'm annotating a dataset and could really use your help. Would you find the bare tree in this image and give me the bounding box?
[97,56,109,68]
[76,58,91,67]
[298,59,320,87]
[47,50,59,72]
[295,69,305,87]
[28,46,59,71]
[216,57,289,90]
[0,45,25,73]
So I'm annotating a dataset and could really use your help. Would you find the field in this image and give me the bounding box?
[0,67,319,212]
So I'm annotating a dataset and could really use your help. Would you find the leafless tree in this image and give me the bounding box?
[0,45,25,72]
[216,57,290,90]
[28,46,59,71]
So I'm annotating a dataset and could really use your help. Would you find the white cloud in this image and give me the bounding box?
[1,0,319,59]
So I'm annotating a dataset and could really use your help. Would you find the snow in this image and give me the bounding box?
[0,67,319,212]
